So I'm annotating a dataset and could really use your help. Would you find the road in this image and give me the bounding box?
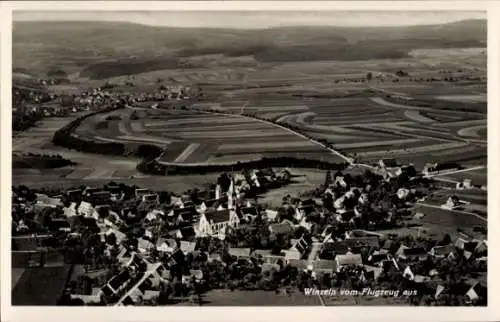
[415,202,487,222]
[306,241,326,306]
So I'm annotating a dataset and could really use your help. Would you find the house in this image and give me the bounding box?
[168,226,196,241]
[397,188,410,200]
[179,241,196,255]
[465,283,487,304]
[77,201,94,218]
[156,238,178,254]
[298,217,314,232]
[166,249,185,267]
[66,189,83,202]
[63,202,78,217]
[402,265,416,280]
[457,178,474,190]
[402,265,430,283]
[367,250,389,266]
[455,237,472,250]
[83,187,102,198]
[145,209,164,223]
[238,206,259,222]
[379,158,399,169]
[285,248,302,261]
[358,194,369,205]
[342,236,380,249]
[257,253,285,265]
[455,238,478,260]
[115,263,168,306]
[69,216,100,233]
[143,290,160,304]
[396,246,428,261]
[264,209,279,222]
[196,209,240,237]
[262,263,281,273]
[70,291,102,305]
[441,195,461,210]
[251,249,272,259]
[336,210,355,223]
[334,176,348,188]
[295,204,315,222]
[91,191,112,206]
[434,284,446,300]
[138,238,155,254]
[345,229,384,239]
[312,259,336,276]
[207,252,223,263]
[423,162,460,176]
[319,242,350,260]
[105,228,126,244]
[100,270,132,299]
[290,235,311,255]
[48,218,72,233]
[189,269,204,282]
[334,196,346,210]
[228,247,251,260]
[135,188,151,199]
[429,244,456,259]
[269,220,294,236]
[360,265,383,282]
[287,259,309,270]
[142,193,159,205]
[334,254,363,272]
[474,240,487,254]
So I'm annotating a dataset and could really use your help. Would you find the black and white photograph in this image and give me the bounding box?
[2,1,498,318]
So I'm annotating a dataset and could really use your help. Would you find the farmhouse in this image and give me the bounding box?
[429,245,456,259]
[379,158,400,169]
[423,162,461,176]
[334,254,363,272]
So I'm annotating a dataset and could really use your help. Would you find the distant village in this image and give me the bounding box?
[12,157,487,306]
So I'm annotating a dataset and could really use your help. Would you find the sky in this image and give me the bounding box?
[14,11,486,29]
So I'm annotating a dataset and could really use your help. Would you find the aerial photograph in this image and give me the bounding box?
[11,10,487,306]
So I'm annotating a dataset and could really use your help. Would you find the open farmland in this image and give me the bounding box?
[73,107,344,165]
[216,90,486,169]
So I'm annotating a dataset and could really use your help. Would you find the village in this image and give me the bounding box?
[11,157,488,307]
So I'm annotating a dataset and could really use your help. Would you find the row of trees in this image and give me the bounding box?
[12,153,76,169]
[138,157,347,176]
[52,106,163,160]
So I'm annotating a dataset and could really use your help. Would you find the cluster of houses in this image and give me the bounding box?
[11,162,488,306]
[373,158,417,181]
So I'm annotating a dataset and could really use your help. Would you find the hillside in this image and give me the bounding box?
[13,19,486,78]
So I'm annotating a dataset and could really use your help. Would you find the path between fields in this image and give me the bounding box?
[415,202,487,222]
[426,165,486,179]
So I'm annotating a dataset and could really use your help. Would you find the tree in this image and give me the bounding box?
[324,170,332,187]
[440,234,452,246]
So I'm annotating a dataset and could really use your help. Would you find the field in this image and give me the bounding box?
[12,265,72,306]
[71,80,486,170]
[73,107,344,165]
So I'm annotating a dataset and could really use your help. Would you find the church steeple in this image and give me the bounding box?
[227,173,238,211]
